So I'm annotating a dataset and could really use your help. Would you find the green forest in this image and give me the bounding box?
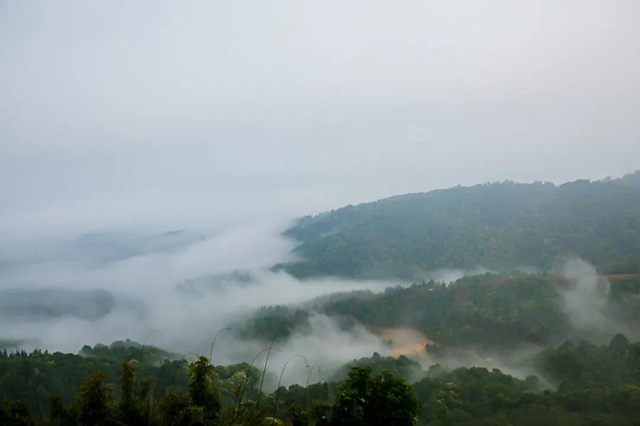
[278,172,640,279]
[3,334,640,425]
[239,273,640,351]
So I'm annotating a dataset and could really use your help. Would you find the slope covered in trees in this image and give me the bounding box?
[3,335,640,425]
[280,171,640,279]
[238,273,640,353]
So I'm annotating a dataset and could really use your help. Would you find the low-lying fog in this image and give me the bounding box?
[0,220,410,383]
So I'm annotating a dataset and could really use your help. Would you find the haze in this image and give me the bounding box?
[1,0,639,235]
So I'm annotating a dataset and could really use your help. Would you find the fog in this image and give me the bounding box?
[561,258,611,336]
[560,258,640,342]
[0,222,400,387]
[1,0,640,387]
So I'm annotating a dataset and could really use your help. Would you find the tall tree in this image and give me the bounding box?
[331,366,419,426]
[76,372,115,426]
[188,356,222,425]
[118,361,144,425]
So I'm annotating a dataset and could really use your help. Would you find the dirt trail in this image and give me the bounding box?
[368,326,435,359]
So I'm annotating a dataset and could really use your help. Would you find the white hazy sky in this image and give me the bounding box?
[1,0,639,235]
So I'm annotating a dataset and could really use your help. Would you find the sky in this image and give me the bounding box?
[1,0,639,237]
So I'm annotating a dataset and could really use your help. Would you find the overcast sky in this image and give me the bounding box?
[1,0,639,235]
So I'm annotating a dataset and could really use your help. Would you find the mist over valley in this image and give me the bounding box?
[1,1,640,424]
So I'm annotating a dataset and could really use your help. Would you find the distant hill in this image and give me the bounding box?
[279,171,640,279]
[238,272,640,351]
[0,288,116,321]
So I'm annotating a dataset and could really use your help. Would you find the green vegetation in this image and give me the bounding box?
[0,344,414,425]
[3,334,640,425]
[331,365,420,426]
[413,361,640,426]
[322,274,570,349]
[412,336,640,425]
[534,334,640,391]
[235,307,312,342]
[331,353,422,384]
[238,273,640,351]
[279,171,640,279]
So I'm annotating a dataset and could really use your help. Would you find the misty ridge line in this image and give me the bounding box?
[279,171,640,280]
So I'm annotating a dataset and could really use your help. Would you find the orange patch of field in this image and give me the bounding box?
[368,326,435,359]
[606,274,640,282]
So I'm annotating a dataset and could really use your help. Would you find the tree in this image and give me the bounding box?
[118,361,144,425]
[3,400,34,426]
[331,366,419,426]
[50,396,75,426]
[369,371,420,425]
[76,371,115,426]
[188,356,222,425]
[284,403,309,426]
[159,392,201,426]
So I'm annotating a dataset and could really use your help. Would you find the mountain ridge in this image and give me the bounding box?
[279,171,640,279]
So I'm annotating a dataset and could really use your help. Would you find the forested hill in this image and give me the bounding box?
[280,171,640,279]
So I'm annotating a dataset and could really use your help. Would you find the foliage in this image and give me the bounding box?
[279,172,640,279]
[331,353,422,383]
[76,371,115,426]
[3,336,640,424]
[414,354,640,426]
[331,366,419,426]
[534,334,640,391]
[80,339,176,363]
[0,343,189,418]
[321,274,572,349]
[188,356,222,424]
[0,399,34,426]
[235,306,312,342]
[313,273,638,351]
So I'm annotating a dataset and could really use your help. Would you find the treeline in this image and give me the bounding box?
[3,335,640,425]
[418,335,640,425]
[278,171,640,279]
[0,345,417,425]
[414,348,640,426]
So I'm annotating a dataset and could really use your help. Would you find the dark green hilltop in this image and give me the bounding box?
[278,171,640,279]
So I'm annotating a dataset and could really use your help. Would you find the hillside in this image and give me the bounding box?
[236,272,640,352]
[5,335,640,425]
[280,171,640,279]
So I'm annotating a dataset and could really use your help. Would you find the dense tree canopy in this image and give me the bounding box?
[3,334,640,425]
[331,366,420,426]
[279,172,640,279]
[239,273,640,352]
